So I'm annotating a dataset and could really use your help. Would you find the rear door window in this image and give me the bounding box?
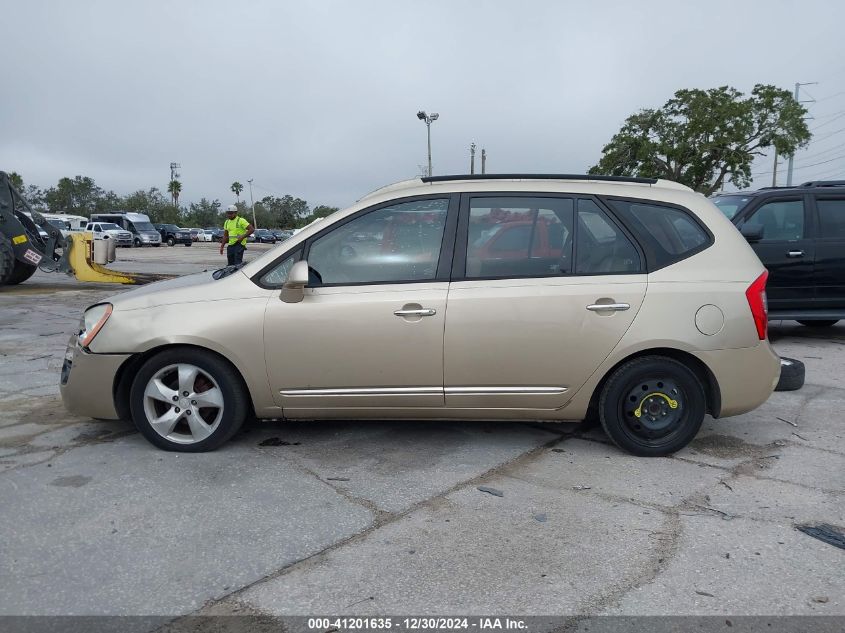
[576,199,641,274]
[465,197,574,278]
[816,198,845,239]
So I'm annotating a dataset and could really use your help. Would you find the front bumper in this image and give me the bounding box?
[138,233,162,245]
[694,341,781,418]
[60,335,131,420]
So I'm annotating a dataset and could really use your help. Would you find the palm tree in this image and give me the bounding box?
[167,179,182,207]
[231,181,243,202]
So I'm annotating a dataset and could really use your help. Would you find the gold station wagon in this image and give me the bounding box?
[61,174,781,456]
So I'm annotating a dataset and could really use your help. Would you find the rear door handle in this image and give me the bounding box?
[394,308,437,317]
[586,303,630,312]
[786,250,804,258]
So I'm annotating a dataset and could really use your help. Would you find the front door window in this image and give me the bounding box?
[307,199,449,285]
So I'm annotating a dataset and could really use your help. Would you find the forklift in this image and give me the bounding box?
[0,171,164,286]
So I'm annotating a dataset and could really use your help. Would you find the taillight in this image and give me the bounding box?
[745,271,769,340]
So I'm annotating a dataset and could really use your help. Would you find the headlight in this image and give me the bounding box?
[79,303,113,347]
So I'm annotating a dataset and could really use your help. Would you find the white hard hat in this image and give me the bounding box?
[226,204,237,212]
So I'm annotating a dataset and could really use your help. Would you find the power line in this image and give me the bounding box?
[812,125,845,143]
[811,110,845,131]
[815,89,845,103]
[791,141,845,164]
[788,152,845,171]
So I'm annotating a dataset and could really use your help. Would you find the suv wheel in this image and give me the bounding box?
[797,319,839,328]
[129,349,248,452]
[598,356,706,457]
[166,237,175,247]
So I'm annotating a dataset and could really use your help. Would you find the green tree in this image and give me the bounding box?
[167,180,182,207]
[121,188,177,223]
[186,198,222,227]
[230,181,243,202]
[8,172,24,191]
[588,84,812,195]
[44,176,104,215]
[255,195,310,228]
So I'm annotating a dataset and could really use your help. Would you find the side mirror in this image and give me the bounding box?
[280,260,309,303]
[740,224,764,243]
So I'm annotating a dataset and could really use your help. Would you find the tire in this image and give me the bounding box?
[0,236,15,284]
[185,242,192,247]
[167,237,175,247]
[797,319,839,328]
[129,348,248,452]
[133,238,141,247]
[154,243,161,248]
[1,237,38,285]
[775,357,805,392]
[598,356,706,457]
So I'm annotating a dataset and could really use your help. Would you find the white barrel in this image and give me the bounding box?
[107,236,117,262]
[93,235,111,264]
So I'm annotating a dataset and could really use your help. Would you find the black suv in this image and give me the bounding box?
[711,180,845,327]
[155,224,193,247]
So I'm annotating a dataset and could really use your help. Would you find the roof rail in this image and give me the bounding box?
[421,174,658,185]
[799,180,845,188]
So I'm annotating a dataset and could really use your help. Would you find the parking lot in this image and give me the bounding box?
[0,243,843,623]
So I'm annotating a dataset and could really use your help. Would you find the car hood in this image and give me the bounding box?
[108,270,269,311]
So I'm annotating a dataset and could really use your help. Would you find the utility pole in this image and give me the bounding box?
[416,110,439,177]
[786,81,817,186]
[247,178,257,229]
[772,150,778,187]
[481,148,487,175]
[470,143,476,175]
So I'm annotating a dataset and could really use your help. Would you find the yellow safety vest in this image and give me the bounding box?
[224,216,250,246]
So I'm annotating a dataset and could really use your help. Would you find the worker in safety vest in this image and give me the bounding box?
[220,204,254,265]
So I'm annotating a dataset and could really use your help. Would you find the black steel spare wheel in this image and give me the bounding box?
[599,356,706,456]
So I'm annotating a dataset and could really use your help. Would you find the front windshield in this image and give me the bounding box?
[711,195,752,220]
[134,221,156,231]
[99,223,121,230]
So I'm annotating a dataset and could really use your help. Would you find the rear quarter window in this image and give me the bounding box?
[603,198,712,270]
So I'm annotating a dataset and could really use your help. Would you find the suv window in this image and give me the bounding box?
[816,198,845,239]
[466,197,574,278]
[605,199,709,269]
[307,198,448,285]
[744,199,805,241]
[576,199,641,274]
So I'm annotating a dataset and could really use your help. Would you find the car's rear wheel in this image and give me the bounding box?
[797,319,839,328]
[129,349,248,452]
[598,356,706,457]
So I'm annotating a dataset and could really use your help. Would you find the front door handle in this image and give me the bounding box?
[786,250,805,258]
[586,303,630,312]
[394,308,437,317]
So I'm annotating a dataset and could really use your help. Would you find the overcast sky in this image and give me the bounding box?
[3,0,845,209]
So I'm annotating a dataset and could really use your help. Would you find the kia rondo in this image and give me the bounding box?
[61,174,781,456]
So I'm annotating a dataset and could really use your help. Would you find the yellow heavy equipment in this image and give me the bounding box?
[0,171,165,286]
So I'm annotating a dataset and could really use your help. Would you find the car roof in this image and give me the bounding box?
[713,180,845,198]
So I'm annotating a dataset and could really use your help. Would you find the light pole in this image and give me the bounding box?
[416,110,439,177]
[247,178,257,229]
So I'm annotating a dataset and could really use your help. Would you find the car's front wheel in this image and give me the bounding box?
[598,356,706,457]
[129,348,248,452]
[166,237,175,246]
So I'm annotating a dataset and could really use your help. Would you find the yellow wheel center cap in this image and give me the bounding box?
[634,392,678,419]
